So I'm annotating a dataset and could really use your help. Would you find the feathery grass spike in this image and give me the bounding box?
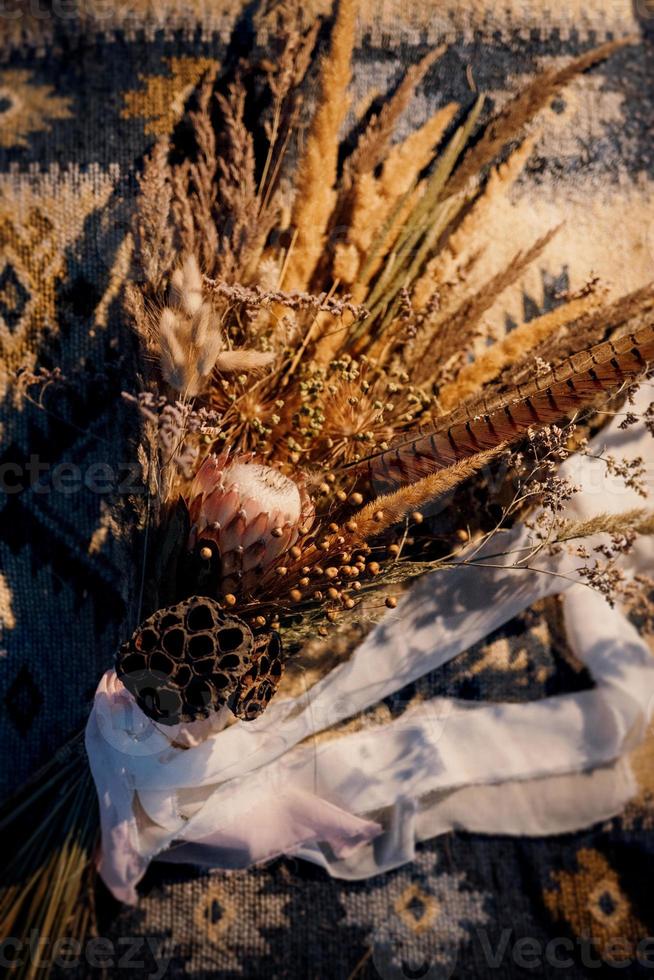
[448,38,633,194]
[284,0,357,290]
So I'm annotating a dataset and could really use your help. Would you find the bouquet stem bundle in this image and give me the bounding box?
[0,736,98,979]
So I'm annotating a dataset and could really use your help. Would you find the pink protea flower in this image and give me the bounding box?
[187,453,314,593]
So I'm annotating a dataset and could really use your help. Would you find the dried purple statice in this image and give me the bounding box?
[123,391,220,487]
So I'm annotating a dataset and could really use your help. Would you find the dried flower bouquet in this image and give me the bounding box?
[2,2,654,974]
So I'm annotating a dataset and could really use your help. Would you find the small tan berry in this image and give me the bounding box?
[367,561,380,576]
[224,593,237,607]
[385,596,398,609]
[349,492,363,505]
[199,546,212,561]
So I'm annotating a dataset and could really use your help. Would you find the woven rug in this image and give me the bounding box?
[2,1,654,976]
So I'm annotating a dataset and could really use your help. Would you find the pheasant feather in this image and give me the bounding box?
[346,324,654,488]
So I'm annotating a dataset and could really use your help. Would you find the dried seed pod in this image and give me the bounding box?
[116,596,254,726]
[230,630,285,721]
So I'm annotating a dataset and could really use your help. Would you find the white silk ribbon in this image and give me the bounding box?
[86,389,654,904]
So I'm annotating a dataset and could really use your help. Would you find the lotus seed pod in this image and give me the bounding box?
[229,630,285,722]
[116,596,254,726]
